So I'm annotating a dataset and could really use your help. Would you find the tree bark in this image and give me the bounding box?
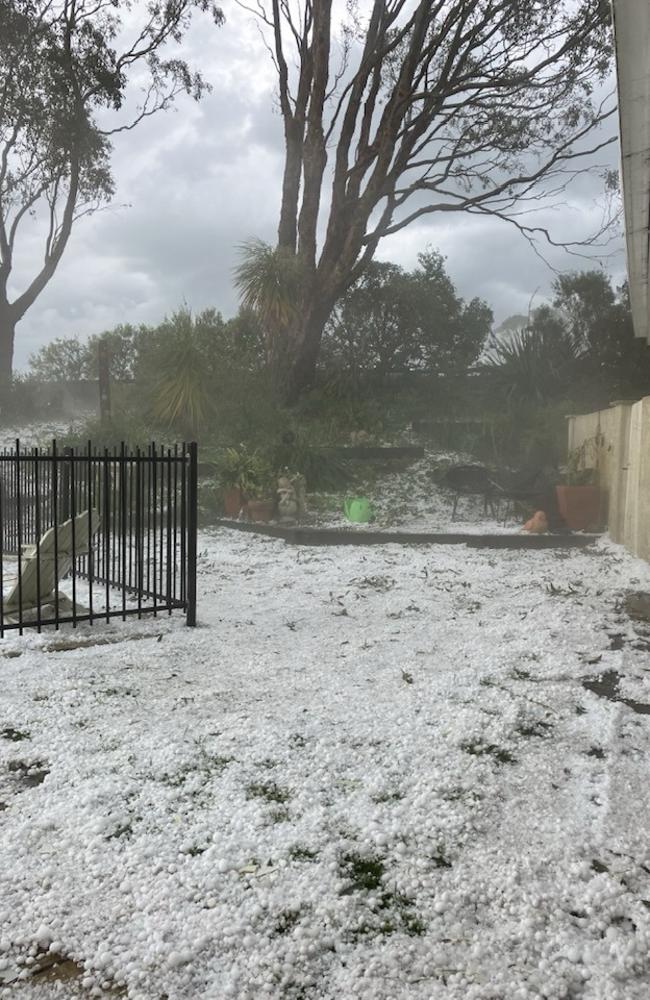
[285,291,337,403]
[0,308,16,415]
[278,122,304,251]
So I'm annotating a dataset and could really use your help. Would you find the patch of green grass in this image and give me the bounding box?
[246,781,291,804]
[205,754,235,774]
[1,727,30,742]
[273,908,303,936]
[439,786,467,802]
[371,790,404,804]
[546,582,580,597]
[186,844,207,857]
[352,575,396,593]
[268,807,291,824]
[106,821,134,841]
[334,776,362,794]
[431,847,452,869]
[340,852,385,893]
[289,846,318,863]
[159,770,191,788]
[516,720,552,738]
[8,759,49,786]
[460,741,516,765]
[344,884,426,941]
[158,753,234,791]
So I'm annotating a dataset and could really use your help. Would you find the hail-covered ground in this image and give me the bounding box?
[311,450,498,533]
[2,524,650,1000]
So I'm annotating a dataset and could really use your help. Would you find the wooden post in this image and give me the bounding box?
[98,339,111,424]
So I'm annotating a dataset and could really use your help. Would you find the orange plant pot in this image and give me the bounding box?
[555,485,604,531]
[247,499,274,523]
[223,487,243,517]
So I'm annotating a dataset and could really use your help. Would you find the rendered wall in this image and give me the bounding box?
[568,398,650,561]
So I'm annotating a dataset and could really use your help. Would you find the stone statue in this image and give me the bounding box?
[277,472,307,522]
[277,475,298,521]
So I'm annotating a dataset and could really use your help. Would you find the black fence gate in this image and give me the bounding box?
[0,441,197,635]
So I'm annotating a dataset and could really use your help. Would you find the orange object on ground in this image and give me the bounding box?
[522,510,548,533]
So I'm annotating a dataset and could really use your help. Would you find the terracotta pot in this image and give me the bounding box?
[247,499,274,523]
[223,487,243,517]
[555,485,604,531]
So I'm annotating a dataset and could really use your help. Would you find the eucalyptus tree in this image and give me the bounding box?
[0,0,223,384]
[236,0,616,400]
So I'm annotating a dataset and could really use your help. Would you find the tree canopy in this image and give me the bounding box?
[237,0,616,399]
[322,250,492,386]
[0,0,223,382]
[482,271,650,406]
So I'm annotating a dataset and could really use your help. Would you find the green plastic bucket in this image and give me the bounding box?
[343,497,373,523]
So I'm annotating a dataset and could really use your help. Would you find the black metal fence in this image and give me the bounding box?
[0,441,197,635]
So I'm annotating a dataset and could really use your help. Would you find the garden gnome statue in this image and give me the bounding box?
[277,476,298,521]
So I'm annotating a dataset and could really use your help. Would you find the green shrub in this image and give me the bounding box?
[271,433,351,491]
[214,445,273,498]
[56,412,163,452]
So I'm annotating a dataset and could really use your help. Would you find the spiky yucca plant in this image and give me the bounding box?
[150,309,213,436]
[481,321,583,404]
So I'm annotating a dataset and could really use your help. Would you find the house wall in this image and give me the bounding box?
[567,397,650,561]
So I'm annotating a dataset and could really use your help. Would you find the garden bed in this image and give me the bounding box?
[216,518,599,549]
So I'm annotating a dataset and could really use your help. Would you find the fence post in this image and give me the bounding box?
[61,446,72,522]
[186,441,198,626]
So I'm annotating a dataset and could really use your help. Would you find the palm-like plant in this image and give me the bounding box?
[233,239,304,370]
[149,309,213,436]
[481,310,584,404]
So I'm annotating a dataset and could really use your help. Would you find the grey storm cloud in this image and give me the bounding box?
[9,5,626,369]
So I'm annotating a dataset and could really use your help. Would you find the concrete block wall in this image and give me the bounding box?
[567,397,650,561]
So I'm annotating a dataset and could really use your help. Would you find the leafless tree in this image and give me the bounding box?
[236,0,617,400]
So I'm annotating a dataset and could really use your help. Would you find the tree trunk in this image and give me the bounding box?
[0,311,16,386]
[285,295,335,404]
[278,123,304,251]
[0,310,16,417]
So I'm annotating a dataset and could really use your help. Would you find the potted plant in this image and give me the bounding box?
[555,436,605,531]
[246,473,276,523]
[216,446,264,518]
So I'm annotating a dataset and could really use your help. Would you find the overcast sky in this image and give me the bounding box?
[8,3,626,370]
